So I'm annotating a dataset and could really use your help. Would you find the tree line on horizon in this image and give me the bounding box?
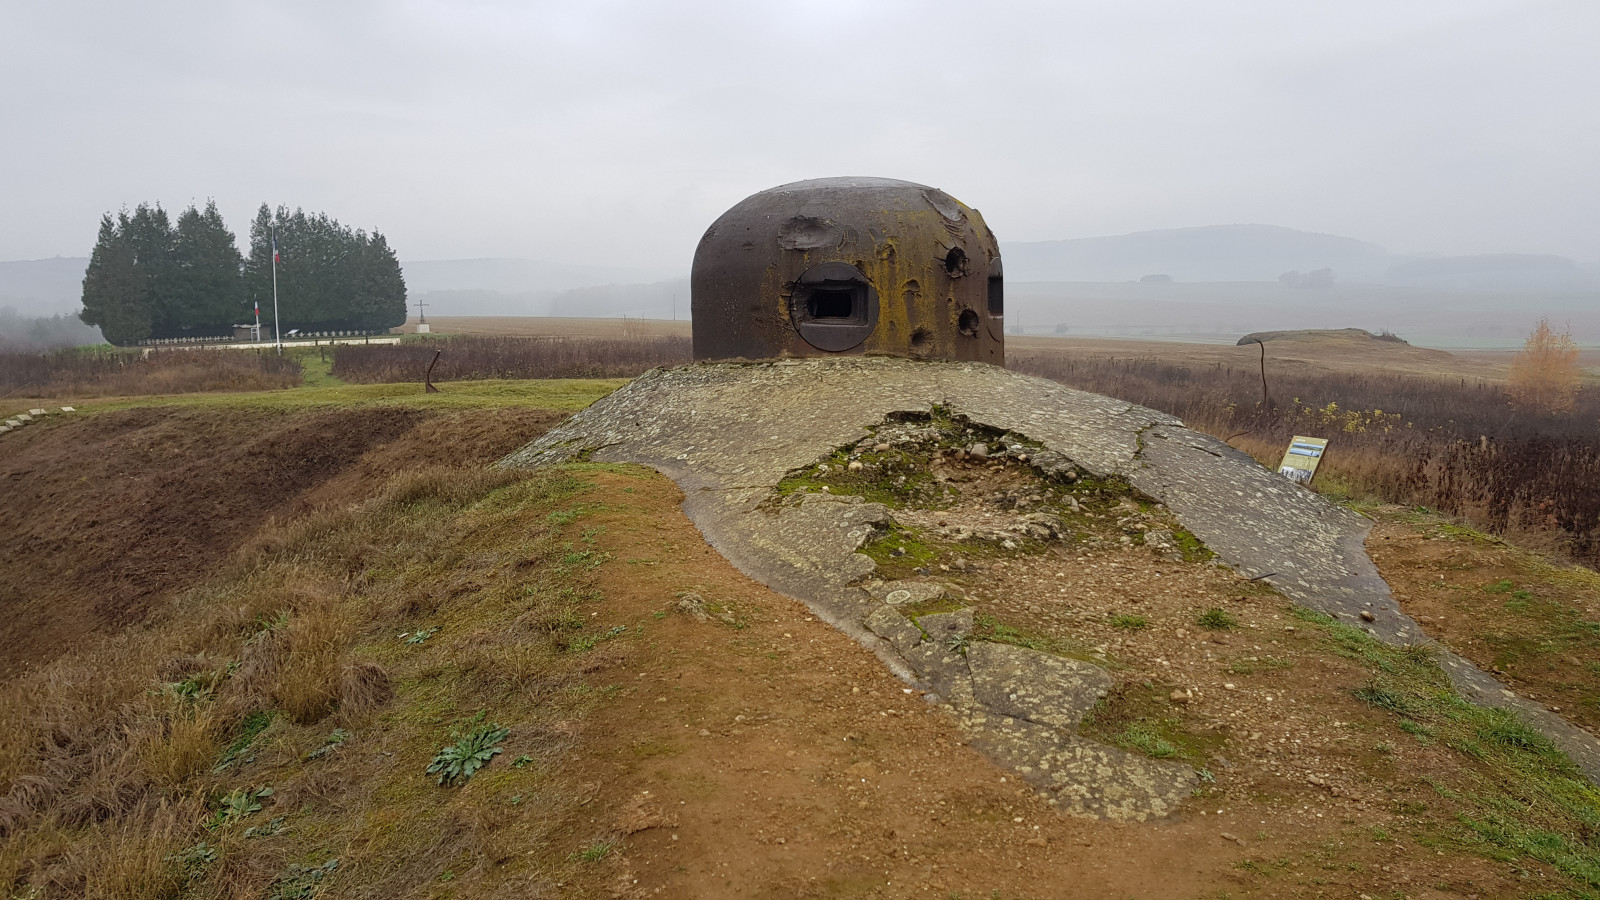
[79,201,407,345]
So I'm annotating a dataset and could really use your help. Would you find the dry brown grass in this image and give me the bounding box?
[133,702,222,788]
[59,798,201,899]
[0,347,301,398]
[337,662,393,722]
[1010,346,1600,565]
[403,315,690,340]
[271,601,352,726]
[0,450,613,898]
[332,334,691,383]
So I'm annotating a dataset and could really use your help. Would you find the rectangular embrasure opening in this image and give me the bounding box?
[808,288,859,320]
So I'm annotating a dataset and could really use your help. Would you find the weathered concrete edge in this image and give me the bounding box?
[1128,425,1600,783]
[501,362,1600,785]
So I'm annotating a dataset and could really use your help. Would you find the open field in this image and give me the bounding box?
[404,317,1600,379]
[405,316,690,339]
[1009,332,1519,382]
[2,393,1599,898]
[2,327,1598,898]
[1007,330,1600,567]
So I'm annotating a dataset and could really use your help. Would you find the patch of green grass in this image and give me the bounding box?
[1197,608,1238,630]
[1079,682,1224,765]
[972,613,1091,660]
[1117,722,1180,758]
[1483,578,1517,594]
[1434,521,1502,544]
[1109,614,1148,630]
[576,840,615,862]
[1296,604,1600,894]
[1469,588,1600,681]
[74,377,627,416]
[282,345,342,388]
[214,709,274,771]
[1399,719,1435,743]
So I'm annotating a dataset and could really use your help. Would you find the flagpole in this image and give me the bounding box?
[270,225,283,354]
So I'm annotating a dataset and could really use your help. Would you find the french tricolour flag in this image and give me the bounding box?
[272,234,280,264]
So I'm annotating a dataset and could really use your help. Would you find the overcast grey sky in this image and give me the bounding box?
[3,0,1596,269]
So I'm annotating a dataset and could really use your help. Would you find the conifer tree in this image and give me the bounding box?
[171,200,244,332]
[121,203,179,334]
[83,200,406,342]
[79,214,151,345]
[244,204,407,331]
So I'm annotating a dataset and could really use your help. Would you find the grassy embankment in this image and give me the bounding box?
[0,393,651,896]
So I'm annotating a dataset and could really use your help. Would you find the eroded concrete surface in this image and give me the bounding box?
[502,358,1600,797]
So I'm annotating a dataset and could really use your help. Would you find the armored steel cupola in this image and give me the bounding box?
[690,176,1004,363]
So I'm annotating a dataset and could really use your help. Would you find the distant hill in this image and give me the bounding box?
[402,258,683,319]
[1001,225,1393,283]
[1385,254,1595,291]
[0,257,88,316]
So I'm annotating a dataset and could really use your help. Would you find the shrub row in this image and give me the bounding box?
[331,335,692,383]
[0,348,302,398]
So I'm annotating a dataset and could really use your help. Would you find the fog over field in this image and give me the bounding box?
[2,2,1596,346]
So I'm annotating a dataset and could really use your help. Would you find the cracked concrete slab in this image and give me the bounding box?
[502,357,1600,787]
[967,642,1113,731]
[968,720,1196,822]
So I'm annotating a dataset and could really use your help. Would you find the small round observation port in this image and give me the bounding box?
[957,309,980,337]
[944,247,968,277]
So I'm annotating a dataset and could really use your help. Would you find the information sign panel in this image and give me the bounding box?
[1278,436,1328,485]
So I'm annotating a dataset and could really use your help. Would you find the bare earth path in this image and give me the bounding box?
[556,470,1547,899]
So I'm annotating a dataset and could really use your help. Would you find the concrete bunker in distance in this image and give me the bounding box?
[690,176,1004,364]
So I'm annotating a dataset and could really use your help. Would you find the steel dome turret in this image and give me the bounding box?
[690,177,1004,363]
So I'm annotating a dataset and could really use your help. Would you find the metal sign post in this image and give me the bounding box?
[271,226,283,354]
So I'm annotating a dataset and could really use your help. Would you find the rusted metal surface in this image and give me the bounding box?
[691,176,1004,364]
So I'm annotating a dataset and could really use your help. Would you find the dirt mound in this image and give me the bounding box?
[0,405,564,677]
[1236,327,1405,345]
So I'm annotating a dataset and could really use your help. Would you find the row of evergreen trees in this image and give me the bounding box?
[80,202,407,345]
